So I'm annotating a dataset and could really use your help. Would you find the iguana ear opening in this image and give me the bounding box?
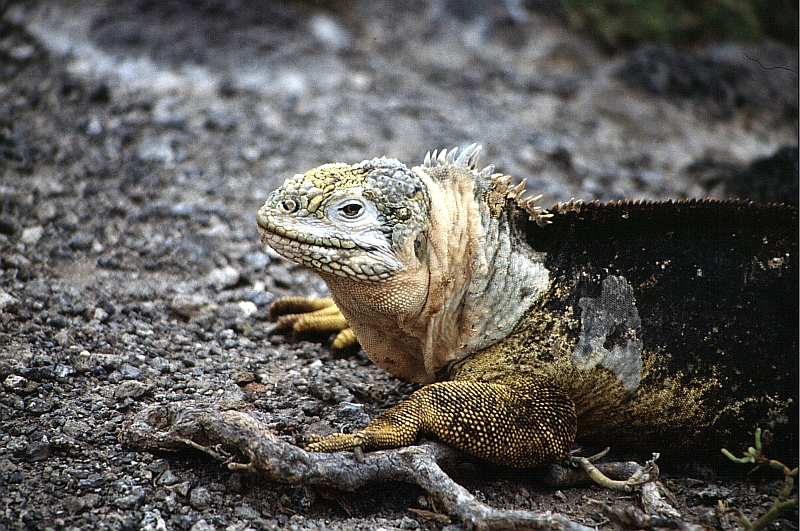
[414,232,427,264]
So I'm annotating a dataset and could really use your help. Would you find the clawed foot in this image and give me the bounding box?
[268,296,358,350]
[307,432,368,462]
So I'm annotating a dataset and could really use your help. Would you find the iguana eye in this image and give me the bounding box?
[340,203,363,218]
[278,199,298,214]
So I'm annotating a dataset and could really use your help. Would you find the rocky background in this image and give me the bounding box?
[0,1,797,530]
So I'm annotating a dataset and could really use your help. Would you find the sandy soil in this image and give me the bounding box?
[0,1,797,530]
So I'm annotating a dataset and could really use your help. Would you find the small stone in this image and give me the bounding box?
[78,473,105,489]
[54,329,72,347]
[334,402,368,423]
[172,480,192,497]
[245,289,274,307]
[24,279,51,301]
[93,307,109,322]
[206,266,240,290]
[20,226,44,245]
[138,134,176,163]
[309,13,352,51]
[399,516,419,529]
[55,363,75,379]
[0,214,22,236]
[82,493,102,509]
[141,509,168,531]
[156,469,180,486]
[189,486,212,509]
[114,486,146,509]
[170,294,210,319]
[64,496,87,515]
[691,485,735,506]
[119,364,143,380]
[240,145,261,162]
[244,252,269,268]
[0,290,17,311]
[232,371,256,385]
[237,300,257,318]
[9,44,35,61]
[3,374,28,392]
[331,385,354,403]
[234,504,260,520]
[115,380,151,398]
[25,397,53,414]
[68,231,95,250]
[189,519,215,531]
[25,439,51,461]
[62,420,91,437]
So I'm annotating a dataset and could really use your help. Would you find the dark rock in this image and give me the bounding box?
[189,486,212,509]
[114,487,146,509]
[0,214,22,236]
[25,397,53,414]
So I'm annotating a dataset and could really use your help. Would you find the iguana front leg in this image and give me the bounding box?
[268,297,358,350]
[307,378,577,468]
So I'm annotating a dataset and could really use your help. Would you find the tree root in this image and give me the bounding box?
[120,401,685,530]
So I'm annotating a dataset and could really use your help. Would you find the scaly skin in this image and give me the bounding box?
[257,145,798,467]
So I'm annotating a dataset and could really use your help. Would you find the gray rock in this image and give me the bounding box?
[189,486,212,509]
[114,486,146,509]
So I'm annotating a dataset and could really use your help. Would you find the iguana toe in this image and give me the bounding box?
[268,297,357,349]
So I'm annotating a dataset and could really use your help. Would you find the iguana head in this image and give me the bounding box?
[257,157,430,283]
[258,145,549,382]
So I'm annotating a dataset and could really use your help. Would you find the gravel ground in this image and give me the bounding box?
[0,1,797,530]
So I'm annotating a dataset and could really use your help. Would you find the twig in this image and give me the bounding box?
[121,401,598,531]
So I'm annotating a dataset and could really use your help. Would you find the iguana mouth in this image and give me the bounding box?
[257,207,393,281]
[258,217,358,250]
[256,205,359,247]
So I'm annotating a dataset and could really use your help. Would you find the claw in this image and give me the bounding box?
[268,296,358,350]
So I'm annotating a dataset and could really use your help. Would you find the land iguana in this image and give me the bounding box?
[256,144,798,468]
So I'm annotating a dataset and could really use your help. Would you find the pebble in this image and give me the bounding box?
[62,420,91,437]
[68,232,94,250]
[0,290,17,311]
[114,486,146,509]
[9,43,35,61]
[25,397,53,414]
[24,279,52,301]
[189,486,212,509]
[170,294,210,318]
[334,402,367,422]
[141,509,168,531]
[399,516,420,529]
[3,374,28,392]
[25,440,51,461]
[189,519,216,531]
[237,300,257,318]
[78,473,106,489]
[119,364,143,380]
[206,266,240,290]
[156,469,180,487]
[20,225,44,244]
[172,480,192,498]
[244,289,274,307]
[691,485,735,506]
[114,380,151,398]
[309,13,352,52]
[0,213,22,236]
[137,134,176,163]
[55,363,76,379]
[234,504,261,519]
